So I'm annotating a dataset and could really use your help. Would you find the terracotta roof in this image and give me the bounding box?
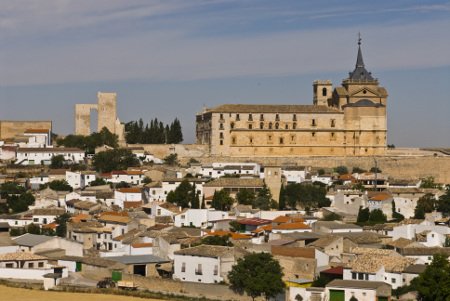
[321,266,344,275]
[349,253,416,273]
[117,188,142,193]
[237,218,271,226]
[158,202,181,213]
[98,215,131,224]
[204,104,341,114]
[252,224,273,233]
[0,252,47,261]
[124,201,143,209]
[70,214,92,223]
[273,222,310,230]
[24,129,50,134]
[131,242,153,248]
[369,192,392,202]
[271,246,315,258]
[401,247,450,256]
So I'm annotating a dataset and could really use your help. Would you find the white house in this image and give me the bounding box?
[282,166,308,184]
[16,148,85,165]
[200,162,261,179]
[174,209,229,228]
[325,279,392,301]
[104,170,144,185]
[313,221,363,234]
[367,192,394,219]
[114,188,143,209]
[173,245,236,283]
[22,129,52,148]
[29,174,50,190]
[0,145,16,161]
[65,171,96,190]
[31,208,65,226]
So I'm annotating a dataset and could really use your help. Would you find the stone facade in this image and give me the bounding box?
[196,41,387,157]
[0,120,52,140]
[74,92,125,142]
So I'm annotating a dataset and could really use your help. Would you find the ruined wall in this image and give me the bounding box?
[75,104,97,136]
[0,120,52,140]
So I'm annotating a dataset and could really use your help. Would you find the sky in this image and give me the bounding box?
[0,0,449,147]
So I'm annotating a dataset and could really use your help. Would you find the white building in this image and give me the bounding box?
[105,170,144,185]
[173,245,236,284]
[146,177,207,203]
[200,162,261,179]
[16,148,85,165]
[65,171,97,190]
[325,279,392,301]
[22,129,52,148]
[174,209,229,228]
[114,188,143,209]
[282,166,308,184]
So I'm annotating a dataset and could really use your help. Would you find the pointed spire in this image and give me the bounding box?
[348,33,375,82]
[356,33,365,68]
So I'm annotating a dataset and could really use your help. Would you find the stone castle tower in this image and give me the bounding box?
[75,92,125,142]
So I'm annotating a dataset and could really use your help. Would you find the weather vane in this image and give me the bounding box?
[358,32,362,46]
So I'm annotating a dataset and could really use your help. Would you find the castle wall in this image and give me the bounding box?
[97,92,117,133]
[0,121,52,140]
[75,104,97,136]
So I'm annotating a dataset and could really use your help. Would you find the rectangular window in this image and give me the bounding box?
[311,119,316,126]
[195,264,203,275]
[279,137,284,144]
[181,262,186,273]
[5,263,13,268]
[232,137,236,145]
[28,262,34,268]
[260,114,264,121]
[358,273,364,280]
[352,272,356,279]
[213,265,218,276]
[236,114,240,121]
[220,140,223,145]
[38,262,44,268]
[248,124,252,129]
[248,114,253,121]
[392,278,396,284]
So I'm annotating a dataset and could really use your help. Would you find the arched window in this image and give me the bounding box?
[275,122,279,129]
[269,122,273,129]
[230,122,235,129]
[293,122,297,129]
[260,122,264,129]
[322,87,327,96]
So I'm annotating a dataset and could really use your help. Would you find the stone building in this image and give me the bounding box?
[75,92,125,142]
[196,39,387,157]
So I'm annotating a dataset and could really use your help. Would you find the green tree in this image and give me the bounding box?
[89,178,108,186]
[211,189,234,211]
[26,223,41,235]
[201,195,206,209]
[411,254,450,301]
[236,189,255,206]
[163,153,179,166]
[252,184,273,210]
[92,148,140,173]
[368,209,387,223]
[437,186,450,216]
[352,167,366,174]
[190,184,200,209]
[414,193,436,219]
[311,274,333,287]
[142,177,152,184]
[229,220,244,232]
[356,207,370,223]
[322,212,342,221]
[228,253,285,301]
[334,166,349,175]
[201,235,233,246]
[7,192,35,213]
[55,213,71,238]
[370,167,382,173]
[57,127,118,153]
[166,179,193,209]
[50,155,65,169]
[278,185,286,210]
[420,176,441,189]
[48,180,72,192]
[284,183,329,209]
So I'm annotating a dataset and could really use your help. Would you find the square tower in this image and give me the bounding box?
[313,80,333,106]
[97,92,117,133]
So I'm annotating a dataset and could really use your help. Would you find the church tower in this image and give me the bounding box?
[332,35,388,155]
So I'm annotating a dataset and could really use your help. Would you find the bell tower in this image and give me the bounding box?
[313,80,332,106]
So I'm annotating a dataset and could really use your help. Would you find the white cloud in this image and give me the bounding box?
[0,2,449,86]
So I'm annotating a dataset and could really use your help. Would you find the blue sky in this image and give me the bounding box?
[0,0,449,146]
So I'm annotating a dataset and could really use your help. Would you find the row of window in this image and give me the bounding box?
[220,132,338,145]
[220,113,319,122]
[222,119,336,130]
[180,263,218,276]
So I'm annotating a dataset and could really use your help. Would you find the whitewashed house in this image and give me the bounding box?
[105,170,144,185]
[325,280,392,301]
[22,129,52,148]
[173,245,237,284]
[65,171,96,190]
[15,148,85,165]
[201,162,261,179]
[114,188,143,209]
[282,166,308,184]
[174,209,229,228]
[29,174,50,190]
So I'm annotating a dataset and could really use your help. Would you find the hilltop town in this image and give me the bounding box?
[0,42,449,301]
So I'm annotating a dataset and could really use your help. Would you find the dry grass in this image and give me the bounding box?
[0,284,165,301]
